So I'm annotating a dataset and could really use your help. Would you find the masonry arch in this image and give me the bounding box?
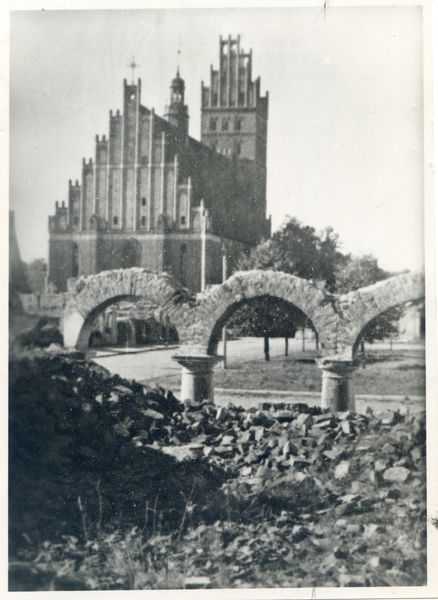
[75,294,138,351]
[206,295,318,356]
[336,272,425,357]
[194,271,339,355]
[62,268,196,351]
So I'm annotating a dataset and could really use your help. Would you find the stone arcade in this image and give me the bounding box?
[61,268,425,411]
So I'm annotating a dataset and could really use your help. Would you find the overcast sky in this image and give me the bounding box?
[9,5,426,273]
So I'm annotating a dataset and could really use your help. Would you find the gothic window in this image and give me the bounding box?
[238,92,245,106]
[181,216,186,226]
[154,140,162,163]
[213,93,218,106]
[167,171,174,208]
[235,117,242,131]
[180,243,188,287]
[113,216,118,225]
[73,216,79,226]
[72,243,79,278]
[222,118,229,131]
[122,241,136,268]
[179,192,187,220]
[209,117,217,131]
[142,197,146,206]
[141,216,146,226]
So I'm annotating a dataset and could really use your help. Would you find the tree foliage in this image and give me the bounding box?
[334,254,389,294]
[25,258,48,294]
[227,297,308,339]
[231,218,405,346]
[360,307,404,344]
[236,218,346,292]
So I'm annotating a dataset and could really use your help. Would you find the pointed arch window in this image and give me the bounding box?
[72,243,79,278]
[221,117,229,131]
[209,117,217,131]
[122,241,136,268]
[180,243,188,287]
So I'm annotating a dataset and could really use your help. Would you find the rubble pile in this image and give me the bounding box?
[9,346,426,589]
[9,346,227,549]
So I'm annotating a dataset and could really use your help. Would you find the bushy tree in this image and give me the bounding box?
[236,218,345,292]
[229,297,307,338]
[232,218,403,350]
[334,254,403,350]
[334,254,389,294]
[25,258,47,294]
[360,307,404,344]
[227,297,309,360]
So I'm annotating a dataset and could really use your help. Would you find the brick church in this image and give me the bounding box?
[48,36,270,293]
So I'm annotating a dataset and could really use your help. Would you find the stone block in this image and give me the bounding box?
[383,467,410,483]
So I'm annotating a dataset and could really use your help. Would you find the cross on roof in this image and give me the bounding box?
[127,56,140,84]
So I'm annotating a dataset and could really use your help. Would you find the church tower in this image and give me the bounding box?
[48,35,270,293]
[200,35,269,240]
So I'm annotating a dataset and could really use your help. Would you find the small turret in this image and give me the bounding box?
[165,68,189,140]
[171,67,185,105]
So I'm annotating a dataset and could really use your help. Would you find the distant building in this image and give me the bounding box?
[48,35,270,292]
[398,303,425,342]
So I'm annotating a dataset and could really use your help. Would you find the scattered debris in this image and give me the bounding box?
[9,346,426,590]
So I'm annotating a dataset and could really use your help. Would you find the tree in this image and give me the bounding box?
[234,218,404,350]
[334,254,389,294]
[361,307,404,344]
[334,254,404,350]
[230,218,344,356]
[25,258,48,294]
[236,218,346,292]
[227,296,309,361]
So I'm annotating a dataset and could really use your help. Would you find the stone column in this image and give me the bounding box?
[172,355,223,404]
[318,358,358,412]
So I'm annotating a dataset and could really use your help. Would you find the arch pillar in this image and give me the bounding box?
[172,354,223,404]
[62,310,85,348]
[318,357,358,411]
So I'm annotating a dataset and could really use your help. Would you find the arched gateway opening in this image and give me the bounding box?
[62,268,192,352]
[351,299,425,358]
[193,270,338,355]
[206,294,318,357]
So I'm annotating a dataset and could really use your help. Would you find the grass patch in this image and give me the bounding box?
[213,349,425,397]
